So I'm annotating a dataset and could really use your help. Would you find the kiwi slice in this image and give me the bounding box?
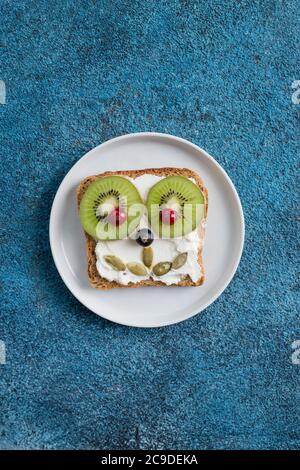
[79,176,144,240]
[146,175,204,237]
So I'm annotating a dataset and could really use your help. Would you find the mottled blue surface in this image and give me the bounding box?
[0,0,299,450]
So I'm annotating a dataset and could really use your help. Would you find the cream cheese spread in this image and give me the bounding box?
[95,174,202,286]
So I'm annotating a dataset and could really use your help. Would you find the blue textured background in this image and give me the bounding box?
[0,0,299,450]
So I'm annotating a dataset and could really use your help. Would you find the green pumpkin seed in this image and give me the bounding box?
[152,261,172,277]
[127,262,148,276]
[143,247,153,268]
[104,255,126,271]
[172,252,188,269]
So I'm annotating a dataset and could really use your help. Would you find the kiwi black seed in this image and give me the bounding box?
[79,176,143,240]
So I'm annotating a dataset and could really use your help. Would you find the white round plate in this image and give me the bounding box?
[49,133,244,327]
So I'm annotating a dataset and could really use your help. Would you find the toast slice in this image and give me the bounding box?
[77,168,208,289]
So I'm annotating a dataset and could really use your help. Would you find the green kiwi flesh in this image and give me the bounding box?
[79,176,143,240]
[146,175,204,237]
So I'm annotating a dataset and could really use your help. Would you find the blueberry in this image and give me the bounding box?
[135,228,154,247]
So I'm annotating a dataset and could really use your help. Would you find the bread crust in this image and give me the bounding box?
[77,168,208,289]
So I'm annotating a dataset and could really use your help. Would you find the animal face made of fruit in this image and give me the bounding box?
[79,175,204,241]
